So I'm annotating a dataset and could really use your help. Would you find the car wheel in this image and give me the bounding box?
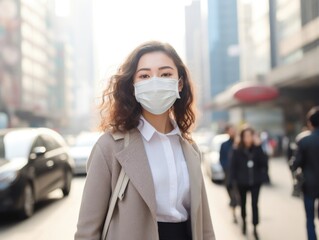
[20,183,35,218]
[62,170,72,197]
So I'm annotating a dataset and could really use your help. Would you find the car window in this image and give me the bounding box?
[0,136,5,158]
[30,137,45,153]
[3,131,35,159]
[41,135,61,151]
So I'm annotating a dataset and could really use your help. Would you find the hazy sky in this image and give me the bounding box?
[92,0,190,80]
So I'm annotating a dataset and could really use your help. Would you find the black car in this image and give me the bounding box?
[0,128,74,218]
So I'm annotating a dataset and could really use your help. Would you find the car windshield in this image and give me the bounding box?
[1,131,35,160]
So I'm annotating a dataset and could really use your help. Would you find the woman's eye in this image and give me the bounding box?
[161,72,172,77]
[139,74,150,79]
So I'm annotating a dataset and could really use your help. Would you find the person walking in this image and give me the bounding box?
[288,127,311,197]
[291,106,319,240]
[74,41,215,240]
[229,127,268,240]
[219,124,238,223]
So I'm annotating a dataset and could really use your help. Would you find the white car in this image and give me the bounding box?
[192,130,214,155]
[70,132,101,175]
[202,134,229,183]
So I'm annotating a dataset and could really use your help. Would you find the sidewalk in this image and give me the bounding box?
[205,157,318,240]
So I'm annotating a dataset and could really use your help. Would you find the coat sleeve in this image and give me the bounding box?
[219,142,226,168]
[291,140,305,172]
[228,149,237,185]
[192,142,216,239]
[256,145,268,168]
[74,143,111,240]
[201,177,216,240]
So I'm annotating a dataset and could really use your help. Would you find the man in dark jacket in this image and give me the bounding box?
[291,106,319,240]
[220,124,238,222]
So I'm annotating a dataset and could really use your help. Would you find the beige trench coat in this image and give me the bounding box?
[74,129,215,240]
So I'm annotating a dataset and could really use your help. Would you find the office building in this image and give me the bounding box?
[210,0,319,136]
[50,0,95,133]
[0,0,58,127]
[185,0,211,127]
[204,0,240,123]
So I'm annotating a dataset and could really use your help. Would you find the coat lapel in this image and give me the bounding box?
[113,130,202,225]
[180,138,202,225]
[114,129,157,220]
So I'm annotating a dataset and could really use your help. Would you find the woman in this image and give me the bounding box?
[74,41,215,240]
[229,127,268,240]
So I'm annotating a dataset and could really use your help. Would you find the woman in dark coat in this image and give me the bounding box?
[229,127,268,240]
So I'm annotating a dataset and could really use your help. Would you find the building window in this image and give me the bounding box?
[300,0,319,25]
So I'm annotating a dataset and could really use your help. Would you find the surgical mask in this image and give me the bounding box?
[134,77,181,115]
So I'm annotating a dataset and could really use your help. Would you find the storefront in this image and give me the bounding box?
[208,47,319,138]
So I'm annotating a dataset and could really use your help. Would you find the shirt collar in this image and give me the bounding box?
[137,116,182,142]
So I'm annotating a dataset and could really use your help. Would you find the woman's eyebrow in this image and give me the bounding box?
[136,68,151,73]
[136,66,175,73]
[159,66,175,70]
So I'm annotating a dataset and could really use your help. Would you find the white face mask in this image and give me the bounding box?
[134,77,181,115]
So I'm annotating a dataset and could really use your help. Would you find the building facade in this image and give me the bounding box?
[0,0,77,131]
[210,0,319,137]
[209,0,240,123]
[50,0,95,133]
[271,0,319,137]
[185,0,240,127]
[185,0,211,127]
[0,0,58,127]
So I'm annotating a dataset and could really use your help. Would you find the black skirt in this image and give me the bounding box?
[157,221,192,240]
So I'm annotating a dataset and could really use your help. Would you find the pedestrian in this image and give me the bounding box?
[219,124,239,223]
[291,106,319,240]
[74,41,215,240]
[288,126,311,197]
[229,127,268,240]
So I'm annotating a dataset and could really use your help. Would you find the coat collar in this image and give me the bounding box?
[137,116,182,142]
[111,129,202,222]
[113,129,157,220]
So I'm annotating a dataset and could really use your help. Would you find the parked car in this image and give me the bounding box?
[0,128,74,218]
[192,130,214,155]
[70,132,101,175]
[202,134,229,183]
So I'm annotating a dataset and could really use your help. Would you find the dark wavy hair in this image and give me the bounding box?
[99,41,196,141]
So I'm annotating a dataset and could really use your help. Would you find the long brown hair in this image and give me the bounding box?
[238,127,255,149]
[99,41,196,141]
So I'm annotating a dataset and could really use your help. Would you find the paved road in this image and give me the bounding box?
[0,158,318,240]
[0,176,85,240]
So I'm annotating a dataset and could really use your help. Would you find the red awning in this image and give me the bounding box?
[234,85,278,103]
[207,82,279,109]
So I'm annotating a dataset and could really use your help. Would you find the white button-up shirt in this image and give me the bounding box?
[137,117,190,222]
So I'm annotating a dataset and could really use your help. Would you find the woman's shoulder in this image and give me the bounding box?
[231,146,240,153]
[252,145,263,152]
[95,130,124,151]
[96,130,116,143]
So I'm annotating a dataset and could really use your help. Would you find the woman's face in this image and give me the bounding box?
[243,130,254,147]
[134,51,179,84]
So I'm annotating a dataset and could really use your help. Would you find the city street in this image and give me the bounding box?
[0,158,318,240]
